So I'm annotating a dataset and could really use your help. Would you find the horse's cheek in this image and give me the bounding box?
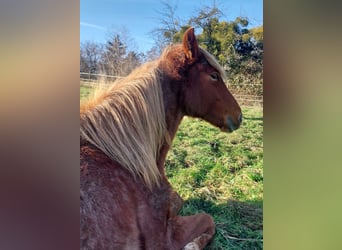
[186,88,202,114]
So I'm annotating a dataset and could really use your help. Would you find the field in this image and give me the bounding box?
[81,85,263,249]
[167,107,263,249]
[80,83,94,100]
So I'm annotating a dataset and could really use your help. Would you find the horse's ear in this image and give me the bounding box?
[182,27,199,62]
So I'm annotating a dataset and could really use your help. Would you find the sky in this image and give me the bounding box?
[80,0,263,53]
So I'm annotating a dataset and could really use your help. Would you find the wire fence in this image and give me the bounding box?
[80,72,263,107]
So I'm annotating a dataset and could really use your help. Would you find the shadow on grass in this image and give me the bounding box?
[180,198,263,250]
[243,116,263,121]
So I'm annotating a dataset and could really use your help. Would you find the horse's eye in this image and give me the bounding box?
[210,73,219,81]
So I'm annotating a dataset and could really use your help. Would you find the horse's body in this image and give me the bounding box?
[80,28,242,249]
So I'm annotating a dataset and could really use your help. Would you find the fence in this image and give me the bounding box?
[80,72,123,82]
[80,72,263,107]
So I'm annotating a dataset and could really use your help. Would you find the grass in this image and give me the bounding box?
[80,84,93,101]
[80,84,263,249]
[166,108,263,249]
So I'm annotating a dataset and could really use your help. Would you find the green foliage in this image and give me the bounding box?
[155,3,263,96]
[250,26,263,42]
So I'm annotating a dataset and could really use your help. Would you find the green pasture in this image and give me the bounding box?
[80,85,263,249]
[80,84,93,101]
[167,108,263,249]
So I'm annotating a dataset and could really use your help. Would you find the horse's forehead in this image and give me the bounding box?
[195,56,224,78]
[199,53,226,79]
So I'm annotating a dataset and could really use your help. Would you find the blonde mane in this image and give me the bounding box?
[80,45,224,189]
[80,60,167,189]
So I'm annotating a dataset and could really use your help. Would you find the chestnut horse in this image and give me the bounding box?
[80,28,242,250]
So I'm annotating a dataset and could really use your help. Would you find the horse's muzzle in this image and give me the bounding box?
[227,113,242,132]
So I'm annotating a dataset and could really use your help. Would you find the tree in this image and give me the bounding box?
[144,46,160,62]
[122,51,143,74]
[98,28,142,77]
[189,4,222,54]
[149,0,263,91]
[99,34,127,76]
[80,41,102,75]
[150,0,182,54]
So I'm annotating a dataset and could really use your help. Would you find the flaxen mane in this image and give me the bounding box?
[80,45,225,189]
[80,60,167,189]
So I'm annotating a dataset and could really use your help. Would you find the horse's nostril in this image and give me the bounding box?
[238,113,243,124]
[227,114,242,132]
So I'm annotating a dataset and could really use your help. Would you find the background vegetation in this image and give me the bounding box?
[80,1,263,98]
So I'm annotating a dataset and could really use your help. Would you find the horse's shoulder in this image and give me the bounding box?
[81,143,111,164]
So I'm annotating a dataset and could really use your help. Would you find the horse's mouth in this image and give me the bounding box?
[220,126,232,133]
[218,119,233,133]
[222,116,241,133]
[220,118,240,133]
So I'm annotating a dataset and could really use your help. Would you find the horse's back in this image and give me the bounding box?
[80,144,172,250]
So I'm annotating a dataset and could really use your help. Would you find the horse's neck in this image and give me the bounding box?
[157,112,183,173]
[157,76,185,174]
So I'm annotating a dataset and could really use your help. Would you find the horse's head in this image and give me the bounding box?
[180,27,242,132]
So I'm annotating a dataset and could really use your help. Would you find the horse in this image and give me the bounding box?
[80,27,242,250]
